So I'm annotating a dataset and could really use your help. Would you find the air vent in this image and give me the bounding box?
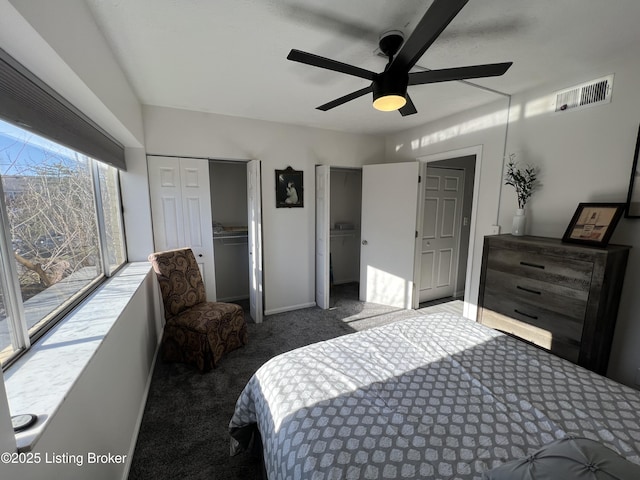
[554,74,614,112]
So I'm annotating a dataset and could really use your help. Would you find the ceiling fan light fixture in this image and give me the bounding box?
[372,73,408,112]
[373,94,407,111]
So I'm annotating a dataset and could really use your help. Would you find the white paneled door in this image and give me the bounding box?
[417,167,464,303]
[148,156,217,301]
[359,162,420,309]
[315,165,330,310]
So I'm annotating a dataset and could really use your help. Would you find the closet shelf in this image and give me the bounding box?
[330,229,359,238]
[214,230,248,245]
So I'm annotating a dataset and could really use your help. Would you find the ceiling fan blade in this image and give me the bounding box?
[399,94,417,116]
[317,86,373,111]
[390,0,469,74]
[288,49,376,81]
[408,62,513,85]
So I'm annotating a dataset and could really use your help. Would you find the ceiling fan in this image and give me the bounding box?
[287,0,513,116]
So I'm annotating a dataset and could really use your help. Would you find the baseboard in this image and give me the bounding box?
[264,302,316,316]
[121,338,162,480]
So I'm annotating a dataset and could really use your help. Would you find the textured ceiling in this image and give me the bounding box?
[85,0,640,135]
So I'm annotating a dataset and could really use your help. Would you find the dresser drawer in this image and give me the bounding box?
[486,247,593,292]
[481,286,585,345]
[479,308,580,364]
[484,269,588,321]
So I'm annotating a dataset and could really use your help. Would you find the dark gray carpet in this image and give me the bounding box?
[127,284,463,480]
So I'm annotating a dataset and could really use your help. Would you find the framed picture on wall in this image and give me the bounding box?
[562,202,625,247]
[275,167,303,208]
[625,124,640,218]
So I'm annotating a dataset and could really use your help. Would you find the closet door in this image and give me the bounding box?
[315,165,330,309]
[147,156,185,250]
[148,156,217,301]
[359,162,420,309]
[179,158,217,301]
[247,160,264,324]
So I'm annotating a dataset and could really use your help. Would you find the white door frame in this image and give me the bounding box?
[416,145,483,320]
[247,159,264,324]
[315,165,330,310]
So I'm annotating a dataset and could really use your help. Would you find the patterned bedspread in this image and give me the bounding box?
[229,312,640,479]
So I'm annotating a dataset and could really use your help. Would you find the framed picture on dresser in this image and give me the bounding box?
[562,202,625,247]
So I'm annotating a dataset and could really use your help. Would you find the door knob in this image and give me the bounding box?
[362,240,368,245]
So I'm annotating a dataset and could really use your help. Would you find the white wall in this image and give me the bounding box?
[121,148,155,261]
[210,161,248,227]
[143,105,385,314]
[500,48,640,387]
[0,374,15,455]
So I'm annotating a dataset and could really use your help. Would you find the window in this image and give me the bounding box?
[0,118,126,367]
[96,161,127,275]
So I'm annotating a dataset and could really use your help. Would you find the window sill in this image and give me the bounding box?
[3,262,152,452]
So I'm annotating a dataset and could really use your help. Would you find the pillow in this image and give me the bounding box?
[483,436,640,479]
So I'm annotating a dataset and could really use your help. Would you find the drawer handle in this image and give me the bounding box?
[516,285,541,295]
[520,261,545,269]
[514,309,538,320]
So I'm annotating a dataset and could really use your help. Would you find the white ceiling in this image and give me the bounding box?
[84,0,640,136]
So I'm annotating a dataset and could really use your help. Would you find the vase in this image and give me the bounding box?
[512,208,526,236]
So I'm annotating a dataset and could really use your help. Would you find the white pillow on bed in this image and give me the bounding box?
[483,436,640,479]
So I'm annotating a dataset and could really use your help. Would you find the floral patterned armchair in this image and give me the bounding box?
[148,247,248,372]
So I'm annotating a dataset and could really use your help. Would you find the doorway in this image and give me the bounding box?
[209,160,249,303]
[209,159,264,323]
[329,168,362,305]
[316,153,478,316]
[415,151,478,316]
[417,165,466,304]
[315,166,362,309]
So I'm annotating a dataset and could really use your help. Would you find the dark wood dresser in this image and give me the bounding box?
[477,234,630,375]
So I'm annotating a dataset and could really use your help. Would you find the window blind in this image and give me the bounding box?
[0,47,126,171]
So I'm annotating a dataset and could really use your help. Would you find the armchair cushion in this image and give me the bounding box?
[162,301,248,371]
[148,248,207,318]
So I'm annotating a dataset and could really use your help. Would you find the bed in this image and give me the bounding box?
[229,312,640,479]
